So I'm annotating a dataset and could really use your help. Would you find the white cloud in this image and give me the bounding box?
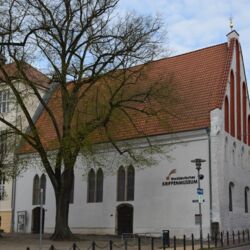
[118,0,250,82]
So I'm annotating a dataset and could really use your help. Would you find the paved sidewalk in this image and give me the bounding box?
[1,233,250,250]
[1,233,100,250]
[0,233,196,250]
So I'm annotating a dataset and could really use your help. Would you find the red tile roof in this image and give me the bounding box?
[0,62,50,88]
[18,40,234,154]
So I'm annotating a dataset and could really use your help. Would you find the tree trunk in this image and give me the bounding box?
[51,192,72,240]
[50,171,73,240]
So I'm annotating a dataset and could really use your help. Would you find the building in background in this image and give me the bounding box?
[0,62,49,232]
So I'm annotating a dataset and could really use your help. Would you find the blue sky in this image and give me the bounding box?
[118,0,250,81]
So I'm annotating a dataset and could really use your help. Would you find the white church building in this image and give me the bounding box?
[13,30,250,237]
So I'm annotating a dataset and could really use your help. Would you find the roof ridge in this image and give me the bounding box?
[148,42,228,65]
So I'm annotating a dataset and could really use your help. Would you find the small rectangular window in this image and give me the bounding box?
[0,131,7,155]
[0,90,10,113]
[0,172,5,200]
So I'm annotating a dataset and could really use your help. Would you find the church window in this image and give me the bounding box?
[224,137,228,162]
[248,115,250,146]
[32,174,47,205]
[96,169,104,202]
[40,174,46,205]
[236,40,241,141]
[87,168,104,203]
[224,96,229,133]
[69,174,74,204]
[117,166,125,201]
[245,186,249,213]
[232,142,236,166]
[230,70,235,137]
[127,166,135,201]
[117,165,135,201]
[32,175,40,205]
[229,182,234,212]
[87,169,95,203]
[242,82,247,143]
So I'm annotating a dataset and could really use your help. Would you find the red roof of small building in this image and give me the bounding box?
[18,40,235,154]
[0,62,50,88]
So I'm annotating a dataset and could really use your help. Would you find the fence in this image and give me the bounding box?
[25,229,250,250]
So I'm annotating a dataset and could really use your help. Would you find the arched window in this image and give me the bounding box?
[225,137,228,162]
[87,169,95,203]
[40,174,46,205]
[117,166,125,201]
[248,115,250,146]
[245,186,249,213]
[242,82,247,143]
[32,175,40,205]
[230,70,235,137]
[96,169,104,202]
[127,166,135,201]
[232,142,236,166]
[241,146,245,168]
[236,41,241,141]
[224,96,229,133]
[70,174,74,204]
[229,182,234,211]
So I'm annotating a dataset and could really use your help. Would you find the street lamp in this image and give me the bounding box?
[191,158,206,249]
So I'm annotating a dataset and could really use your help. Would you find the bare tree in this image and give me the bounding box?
[0,0,175,239]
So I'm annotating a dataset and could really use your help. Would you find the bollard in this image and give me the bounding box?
[138,237,141,250]
[173,236,176,250]
[72,243,77,250]
[151,237,154,250]
[227,231,229,246]
[207,234,210,249]
[124,239,128,250]
[183,234,186,250]
[92,241,96,250]
[50,245,55,250]
[109,240,113,250]
[191,234,194,250]
[220,232,223,247]
[26,248,30,250]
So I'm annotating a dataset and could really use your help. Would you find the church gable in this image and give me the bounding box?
[222,30,250,145]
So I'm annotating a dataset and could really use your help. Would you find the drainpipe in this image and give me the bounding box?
[206,128,212,234]
[10,175,16,232]
[10,83,19,232]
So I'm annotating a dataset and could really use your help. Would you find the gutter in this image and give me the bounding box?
[11,81,20,232]
[206,127,213,234]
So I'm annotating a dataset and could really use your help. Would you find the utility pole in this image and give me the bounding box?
[191,158,206,250]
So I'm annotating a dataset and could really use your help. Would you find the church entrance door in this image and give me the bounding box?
[31,207,45,234]
[117,204,133,235]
